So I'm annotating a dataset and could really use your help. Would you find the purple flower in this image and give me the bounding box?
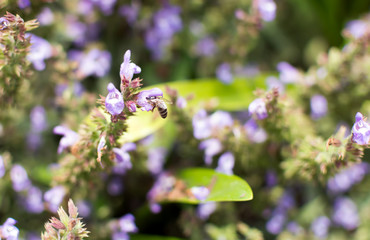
[78,49,111,78]
[286,221,303,235]
[44,186,65,213]
[37,7,54,26]
[95,0,117,15]
[265,170,278,187]
[24,186,44,213]
[26,34,52,71]
[112,232,129,240]
[266,76,285,93]
[351,112,370,145]
[53,125,79,154]
[197,202,217,220]
[119,214,138,233]
[65,16,88,46]
[105,83,125,116]
[345,20,368,39]
[176,97,187,109]
[113,143,136,175]
[256,0,277,22]
[311,216,330,238]
[147,173,176,204]
[191,186,210,201]
[30,106,47,133]
[119,3,140,25]
[147,148,166,175]
[332,197,359,230]
[277,62,300,84]
[126,101,137,113]
[149,202,161,214]
[195,37,216,57]
[10,164,31,192]
[76,200,91,218]
[216,63,233,84]
[199,138,223,165]
[108,176,124,196]
[248,98,268,120]
[0,218,19,240]
[244,118,268,143]
[215,152,235,175]
[136,88,163,111]
[234,64,260,78]
[0,155,5,178]
[18,0,30,9]
[310,95,328,119]
[192,109,212,140]
[209,111,233,129]
[119,50,141,81]
[0,17,9,30]
[266,212,286,234]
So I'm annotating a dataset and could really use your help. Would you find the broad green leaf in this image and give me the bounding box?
[131,235,185,240]
[158,168,253,204]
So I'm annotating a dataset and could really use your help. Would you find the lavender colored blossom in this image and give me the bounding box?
[277,62,300,84]
[199,138,223,165]
[26,34,52,71]
[351,112,370,145]
[18,0,30,9]
[216,63,233,84]
[266,76,285,93]
[65,16,88,46]
[176,97,187,109]
[149,202,161,214]
[286,221,303,235]
[77,0,94,16]
[105,83,125,116]
[209,111,233,129]
[256,0,276,22]
[108,176,124,196]
[265,170,278,187]
[310,95,328,119]
[112,232,129,240]
[197,202,217,220]
[0,218,19,240]
[277,191,295,211]
[192,109,212,140]
[248,98,268,120]
[147,173,176,205]
[44,186,66,213]
[136,88,163,111]
[147,148,166,175]
[26,232,42,240]
[311,216,330,238]
[327,162,369,194]
[195,37,216,57]
[332,197,359,230]
[244,118,268,143]
[119,50,141,81]
[119,3,140,25]
[10,164,31,192]
[24,186,44,213]
[96,0,116,15]
[30,106,47,133]
[78,49,111,78]
[191,186,210,201]
[53,125,79,154]
[345,20,368,39]
[126,101,137,113]
[266,212,286,234]
[215,152,235,175]
[234,64,260,78]
[0,155,5,178]
[37,7,54,26]
[76,200,91,218]
[0,17,9,30]
[113,143,136,175]
[119,214,138,233]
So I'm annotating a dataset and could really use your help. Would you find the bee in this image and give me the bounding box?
[146,96,172,119]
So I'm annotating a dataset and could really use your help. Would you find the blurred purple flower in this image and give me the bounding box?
[37,7,54,26]
[18,0,30,9]
[266,212,286,234]
[266,76,285,93]
[351,112,370,145]
[215,152,234,175]
[44,186,65,213]
[235,64,260,78]
[78,49,111,78]
[26,232,41,240]
[24,186,44,214]
[248,98,268,120]
[195,37,216,57]
[147,173,175,206]
[77,0,94,15]
[76,200,91,218]
[332,197,359,230]
[345,20,368,39]
[77,0,116,16]
[265,170,278,187]
[216,63,233,84]
[113,143,136,175]
[0,17,9,30]
[286,221,303,235]
[244,118,268,143]
[53,125,79,154]
[26,34,52,71]
[112,232,129,240]
[96,0,116,15]
[256,0,276,22]
[0,218,19,240]
[191,186,210,201]
[136,88,163,111]
[277,191,295,211]
[310,95,328,119]
[197,202,217,220]
[105,83,125,116]
[199,138,223,165]
[209,111,233,129]
[30,106,47,133]
[65,16,88,46]
[176,97,187,109]
[108,176,124,196]
[277,62,300,84]
[192,109,212,140]
[10,164,31,192]
[0,155,5,178]
[311,216,330,238]
[147,148,166,175]
[119,214,138,233]
[149,202,161,214]
[120,50,141,81]
[327,162,369,194]
[119,3,140,25]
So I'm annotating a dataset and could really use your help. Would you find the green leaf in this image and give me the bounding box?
[131,235,185,240]
[160,168,253,204]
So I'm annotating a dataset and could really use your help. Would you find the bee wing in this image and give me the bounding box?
[162,98,173,104]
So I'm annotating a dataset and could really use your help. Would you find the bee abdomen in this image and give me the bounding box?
[158,107,168,119]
